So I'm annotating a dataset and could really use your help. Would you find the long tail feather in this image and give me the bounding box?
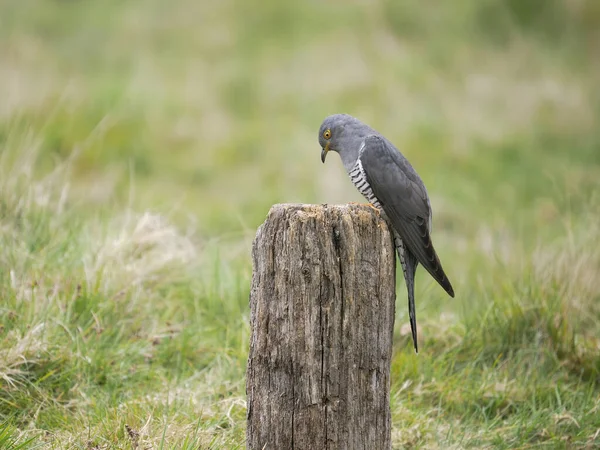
[395,234,420,353]
[404,250,419,353]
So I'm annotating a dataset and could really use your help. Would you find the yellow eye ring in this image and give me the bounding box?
[323,129,331,139]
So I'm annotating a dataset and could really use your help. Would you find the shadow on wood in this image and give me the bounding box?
[247,203,396,450]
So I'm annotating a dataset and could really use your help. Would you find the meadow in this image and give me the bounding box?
[1,0,600,448]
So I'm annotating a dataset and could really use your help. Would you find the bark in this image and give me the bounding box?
[247,203,396,450]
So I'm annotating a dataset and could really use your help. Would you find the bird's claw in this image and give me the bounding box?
[366,203,380,214]
[348,202,380,215]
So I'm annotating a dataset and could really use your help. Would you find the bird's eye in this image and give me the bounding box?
[323,129,331,139]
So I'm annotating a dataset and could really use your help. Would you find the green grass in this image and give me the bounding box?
[1,0,600,448]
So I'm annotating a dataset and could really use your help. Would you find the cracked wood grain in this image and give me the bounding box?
[247,203,396,450]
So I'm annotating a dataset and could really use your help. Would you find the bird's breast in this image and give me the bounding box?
[349,159,381,209]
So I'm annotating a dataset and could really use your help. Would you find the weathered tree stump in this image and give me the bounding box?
[247,204,396,450]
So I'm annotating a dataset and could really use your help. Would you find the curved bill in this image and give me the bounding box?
[321,142,329,163]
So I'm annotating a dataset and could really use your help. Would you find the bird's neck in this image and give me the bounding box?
[339,151,358,173]
[337,136,363,173]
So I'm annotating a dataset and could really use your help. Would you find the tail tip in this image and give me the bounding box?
[411,326,419,354]
[444,279,455,298]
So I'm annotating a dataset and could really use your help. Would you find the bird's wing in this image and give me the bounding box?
[360,135,454,297]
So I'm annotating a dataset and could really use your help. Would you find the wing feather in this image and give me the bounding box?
[360,135,454,297]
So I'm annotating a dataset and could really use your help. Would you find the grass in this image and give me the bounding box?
[1,0,600,448]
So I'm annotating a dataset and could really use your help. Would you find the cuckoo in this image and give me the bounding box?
[318,113,454,353]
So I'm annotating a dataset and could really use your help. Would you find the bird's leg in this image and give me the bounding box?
[348,202,381,214]
[365,203,380,214]
[348,202,380,214]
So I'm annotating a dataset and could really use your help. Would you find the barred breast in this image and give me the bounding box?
[349,156,409,277]
[349,157,381,209]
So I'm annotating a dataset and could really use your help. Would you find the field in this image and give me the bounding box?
[1,0,600,448]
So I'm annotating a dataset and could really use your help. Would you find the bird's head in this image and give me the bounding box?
[318,114,353,163]
[318,114,372,168]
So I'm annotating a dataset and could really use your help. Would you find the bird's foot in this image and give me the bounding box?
[366,203,380,214]
[349,202,380,215]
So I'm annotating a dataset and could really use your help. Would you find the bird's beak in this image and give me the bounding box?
[321,142,329,163]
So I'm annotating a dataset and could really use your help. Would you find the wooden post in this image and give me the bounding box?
[247,204,396,450]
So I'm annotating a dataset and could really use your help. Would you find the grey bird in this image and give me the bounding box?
[318,113,454,353]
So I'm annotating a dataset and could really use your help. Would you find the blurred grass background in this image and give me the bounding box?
[1,0,599,448]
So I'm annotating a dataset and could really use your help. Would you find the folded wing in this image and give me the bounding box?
[360,135,454,297]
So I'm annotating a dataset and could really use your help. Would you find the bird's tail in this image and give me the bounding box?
[404,250,419,354]
[395,235,419,353]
